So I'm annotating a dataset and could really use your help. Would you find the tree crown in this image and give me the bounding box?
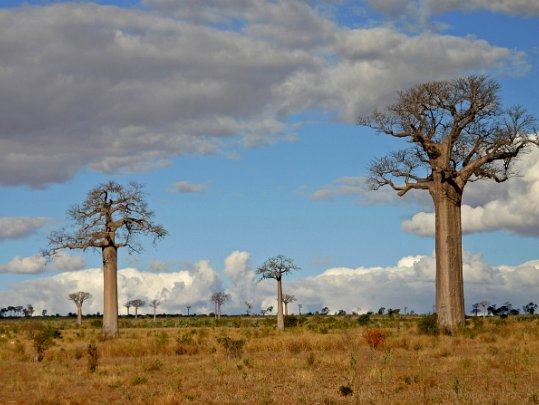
[68,291,92,305]
[359,75,537,196]
[47,180,167,255]
[256,254,300,281]
[211,291,230,305]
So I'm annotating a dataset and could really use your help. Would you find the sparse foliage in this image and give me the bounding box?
[46,181,166,336]
[150,299,160,321]
[128,299,145,318]
[210,292,230,320]
[257,254,300,330]
[360,75,537,333]
[68,291,92,326]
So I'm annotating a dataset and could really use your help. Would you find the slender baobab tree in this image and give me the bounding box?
[124,301,131,316]
[360,75,537,333]
[46,181,167,337]
[257,255,300,331]
[68,291,92,325]
[282,294,296,316]
[211,292,230,320]
[129,299,145,318]
[150,299,160,321]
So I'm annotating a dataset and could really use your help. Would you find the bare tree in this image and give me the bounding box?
[211,292,230,320]
[297,303,302,316]
[129,299,145,318]
[359,76,537,333]
[46,181,167,337]
[244,301,252,316]
[150,299,160,321]
[479,300,490,318]
[282,294,296,316]
[257,255,300,331]
[68,292,92,325]
[186,305,191,316]
[124,301,131,316]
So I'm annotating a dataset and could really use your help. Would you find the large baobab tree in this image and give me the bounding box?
[68,291,92,325]
[282,294,296,316]
[47,181,167,337]
[257,255,300,331]
[211,292,230,320]
[359,75,537,333]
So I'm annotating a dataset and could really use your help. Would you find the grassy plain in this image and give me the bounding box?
[1,315,539,404]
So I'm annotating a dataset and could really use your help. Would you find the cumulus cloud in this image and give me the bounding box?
[2,250,538,316]
[402,148,539,237]
[0,250,85,274]
[0,2,523,187]
[0,217,52,240]
[169,181,208,193]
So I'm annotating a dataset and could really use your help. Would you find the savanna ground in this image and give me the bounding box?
[1,314,539,404]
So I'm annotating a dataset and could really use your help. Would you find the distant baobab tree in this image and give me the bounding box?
[211,292,230,320]
[298,303,302,316]
[257,255,300,331]
[282,294,296,316]
[128,299,145,318]
[150,299,160,321]
[186,305,191,316]
[360,75,537,333]
[479,300,490,318]
[124,301,131,316]
[46,181,167,337]
[68,292,92,325]
[244,301,252,316]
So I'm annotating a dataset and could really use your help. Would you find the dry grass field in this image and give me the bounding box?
[1,315,539,404]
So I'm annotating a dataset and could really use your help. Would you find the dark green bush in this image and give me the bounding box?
[417,314,439,336]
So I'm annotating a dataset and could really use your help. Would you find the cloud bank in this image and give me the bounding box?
[402,148,539,237]
[0,2,524,187]
[2,250,538,316]
[0,217,52,240]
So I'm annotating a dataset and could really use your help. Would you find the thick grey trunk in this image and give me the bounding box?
[276,278,284,331]
[102,246,119,337]
[76,304,83,326]
[432,182,465,334]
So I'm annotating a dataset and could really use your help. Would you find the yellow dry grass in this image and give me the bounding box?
[0,316,538,404]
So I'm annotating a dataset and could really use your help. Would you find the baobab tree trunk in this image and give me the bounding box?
[276,278,284,331]
[76,303,83,326]
[284,302,289,316]
[432,180,465,334]
[102,246,119,337]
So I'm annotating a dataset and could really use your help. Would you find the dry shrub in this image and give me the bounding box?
[362,328,385,349]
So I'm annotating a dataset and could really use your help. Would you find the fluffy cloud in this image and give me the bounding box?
[0,217,52,240]
[0,2,523,187]
[0,250,85,274]
[169,181,208,193]
[402,148,539,237]
[2,250,538,316]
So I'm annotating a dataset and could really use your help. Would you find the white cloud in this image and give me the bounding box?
[0,217,52,240]
[402,148,539,237]
[2,250,538,316]
[0,2,523,187]
[169,181,208,194]
[0,250,86,274]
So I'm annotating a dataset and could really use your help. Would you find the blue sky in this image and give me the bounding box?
[1,0,539,316]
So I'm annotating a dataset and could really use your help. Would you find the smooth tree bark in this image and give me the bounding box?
[47,181,166,337]
[68,291,92,325]
[257,255,300,331]
[359,76,537,333]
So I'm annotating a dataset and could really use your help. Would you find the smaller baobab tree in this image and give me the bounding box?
[129,299,145,318]
[124,301,131,316]
[257,255,300,331]
[150,299,160,321]
[68,292,92,325]
[282,294,297,316]
[211,292,230,320]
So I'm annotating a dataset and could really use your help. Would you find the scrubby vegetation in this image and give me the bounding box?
[1,314,539,404]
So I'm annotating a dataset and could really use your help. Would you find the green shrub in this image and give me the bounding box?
[417,314,440,336]
[357,314,371,326]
